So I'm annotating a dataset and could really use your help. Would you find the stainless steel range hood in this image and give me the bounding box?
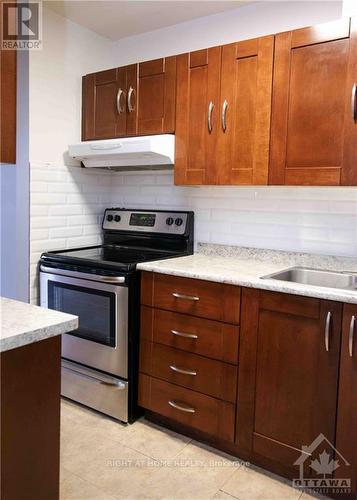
[68,134,174,171]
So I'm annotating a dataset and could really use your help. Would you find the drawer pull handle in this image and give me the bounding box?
[171,329,198,340]
[349,315,355,357]
[169,364,197,376]
[172,292,200,301]
[325,311,332,352]
[168,400,196,414]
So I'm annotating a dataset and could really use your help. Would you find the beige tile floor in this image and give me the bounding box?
[60,399,326,500]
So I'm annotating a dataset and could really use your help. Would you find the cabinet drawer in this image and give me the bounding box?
[140,341,237,402]
[141,272,241,324]
[138,374,235,442]
[141,306,239,364]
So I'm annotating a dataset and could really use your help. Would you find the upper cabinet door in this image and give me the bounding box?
[0,47,17,164]
[82,68,126,141]
[175,48,221,185]
[137,57,176,136]
[217,36,274,185]
[335,304,357,494]
[125,64,138,136]
[270,18,357,186]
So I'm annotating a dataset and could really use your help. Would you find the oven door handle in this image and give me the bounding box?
[40,265,126,284]
[63,363,127,389]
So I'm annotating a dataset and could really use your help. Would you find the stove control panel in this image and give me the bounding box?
[103,209,189,235]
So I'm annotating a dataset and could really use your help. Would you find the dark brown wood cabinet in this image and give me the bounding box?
[82,65,136,140]
[139,272,357,494]
[0,46,17,164]
[174,47,221,185]
[270,18,357,186]
[82,57,176,141]
[216,36,274,185]
[138,272,240,443]
[175,36,274,185]
[335,303,357,494]
[137,57,176,135]
[236,289,342,472]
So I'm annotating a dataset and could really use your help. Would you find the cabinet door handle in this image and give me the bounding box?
[116,88,125,114]
[127,86,136,113]
[221,99,228,132]
[325,311,332,352]
[208,101,214,133]
[349,315,355,357]
[169,364,197,376]
[168,400,196,414]
[171,329,198,340]
[351,83,357,123]
[172,292,200,301]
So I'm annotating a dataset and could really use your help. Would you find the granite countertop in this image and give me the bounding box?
[0,297,78,353]
[137,243,357,305]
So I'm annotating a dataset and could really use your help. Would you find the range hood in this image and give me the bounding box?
[68,134,175,171]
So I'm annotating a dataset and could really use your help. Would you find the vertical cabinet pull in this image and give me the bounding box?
[351,83,357,123]
[127,86,136,113]
[116,88,125,114]
[325,311,332,352]
[349,315,355,358]
[221,99,228,132]
[208,101,214,133]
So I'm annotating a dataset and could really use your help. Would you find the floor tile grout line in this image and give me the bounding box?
[212,489,241,499]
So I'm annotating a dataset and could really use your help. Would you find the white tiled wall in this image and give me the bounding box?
[30,165,357,303]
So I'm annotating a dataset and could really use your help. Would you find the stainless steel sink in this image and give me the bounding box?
[261,267,357,291]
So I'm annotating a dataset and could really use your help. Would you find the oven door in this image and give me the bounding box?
[40,271,128,379]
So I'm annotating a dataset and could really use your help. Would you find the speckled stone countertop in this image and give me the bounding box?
[137,243,357,304]
[0,297,78,352]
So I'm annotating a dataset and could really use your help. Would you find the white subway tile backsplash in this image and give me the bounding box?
[32,193,66,205]
[30,165,357,303]
[49,226,83,239]
[31,216,67,228]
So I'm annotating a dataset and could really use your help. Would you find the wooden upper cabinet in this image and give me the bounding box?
[335,304,357,494]
[137,57,176,135]
[175,48,221,185]
[236,289,342,471]
[82,57,176,141]
[175,37,274,185]
[82,65,135,140]
[217,36,274,185]
[0,47,17,164]
[270,18,357,186]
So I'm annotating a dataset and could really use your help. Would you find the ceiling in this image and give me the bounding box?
[46,1,249,41]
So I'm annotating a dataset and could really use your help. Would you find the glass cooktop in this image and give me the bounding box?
[45,244,176,270]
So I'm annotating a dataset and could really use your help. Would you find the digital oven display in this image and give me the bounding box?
[129,213,156,227]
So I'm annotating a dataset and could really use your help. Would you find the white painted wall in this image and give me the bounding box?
[110,0,343,64]
[29,6,120,302]
[1,50,29,302]
[31,0,357,304]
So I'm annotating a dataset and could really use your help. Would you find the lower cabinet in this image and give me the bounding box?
[138,271,240,443]
[138,272,356,494]
[335,304,357,493]
[139,374,235,442]
[236,288,342,472]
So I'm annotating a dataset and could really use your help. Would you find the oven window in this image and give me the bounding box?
[48,281,116,347]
